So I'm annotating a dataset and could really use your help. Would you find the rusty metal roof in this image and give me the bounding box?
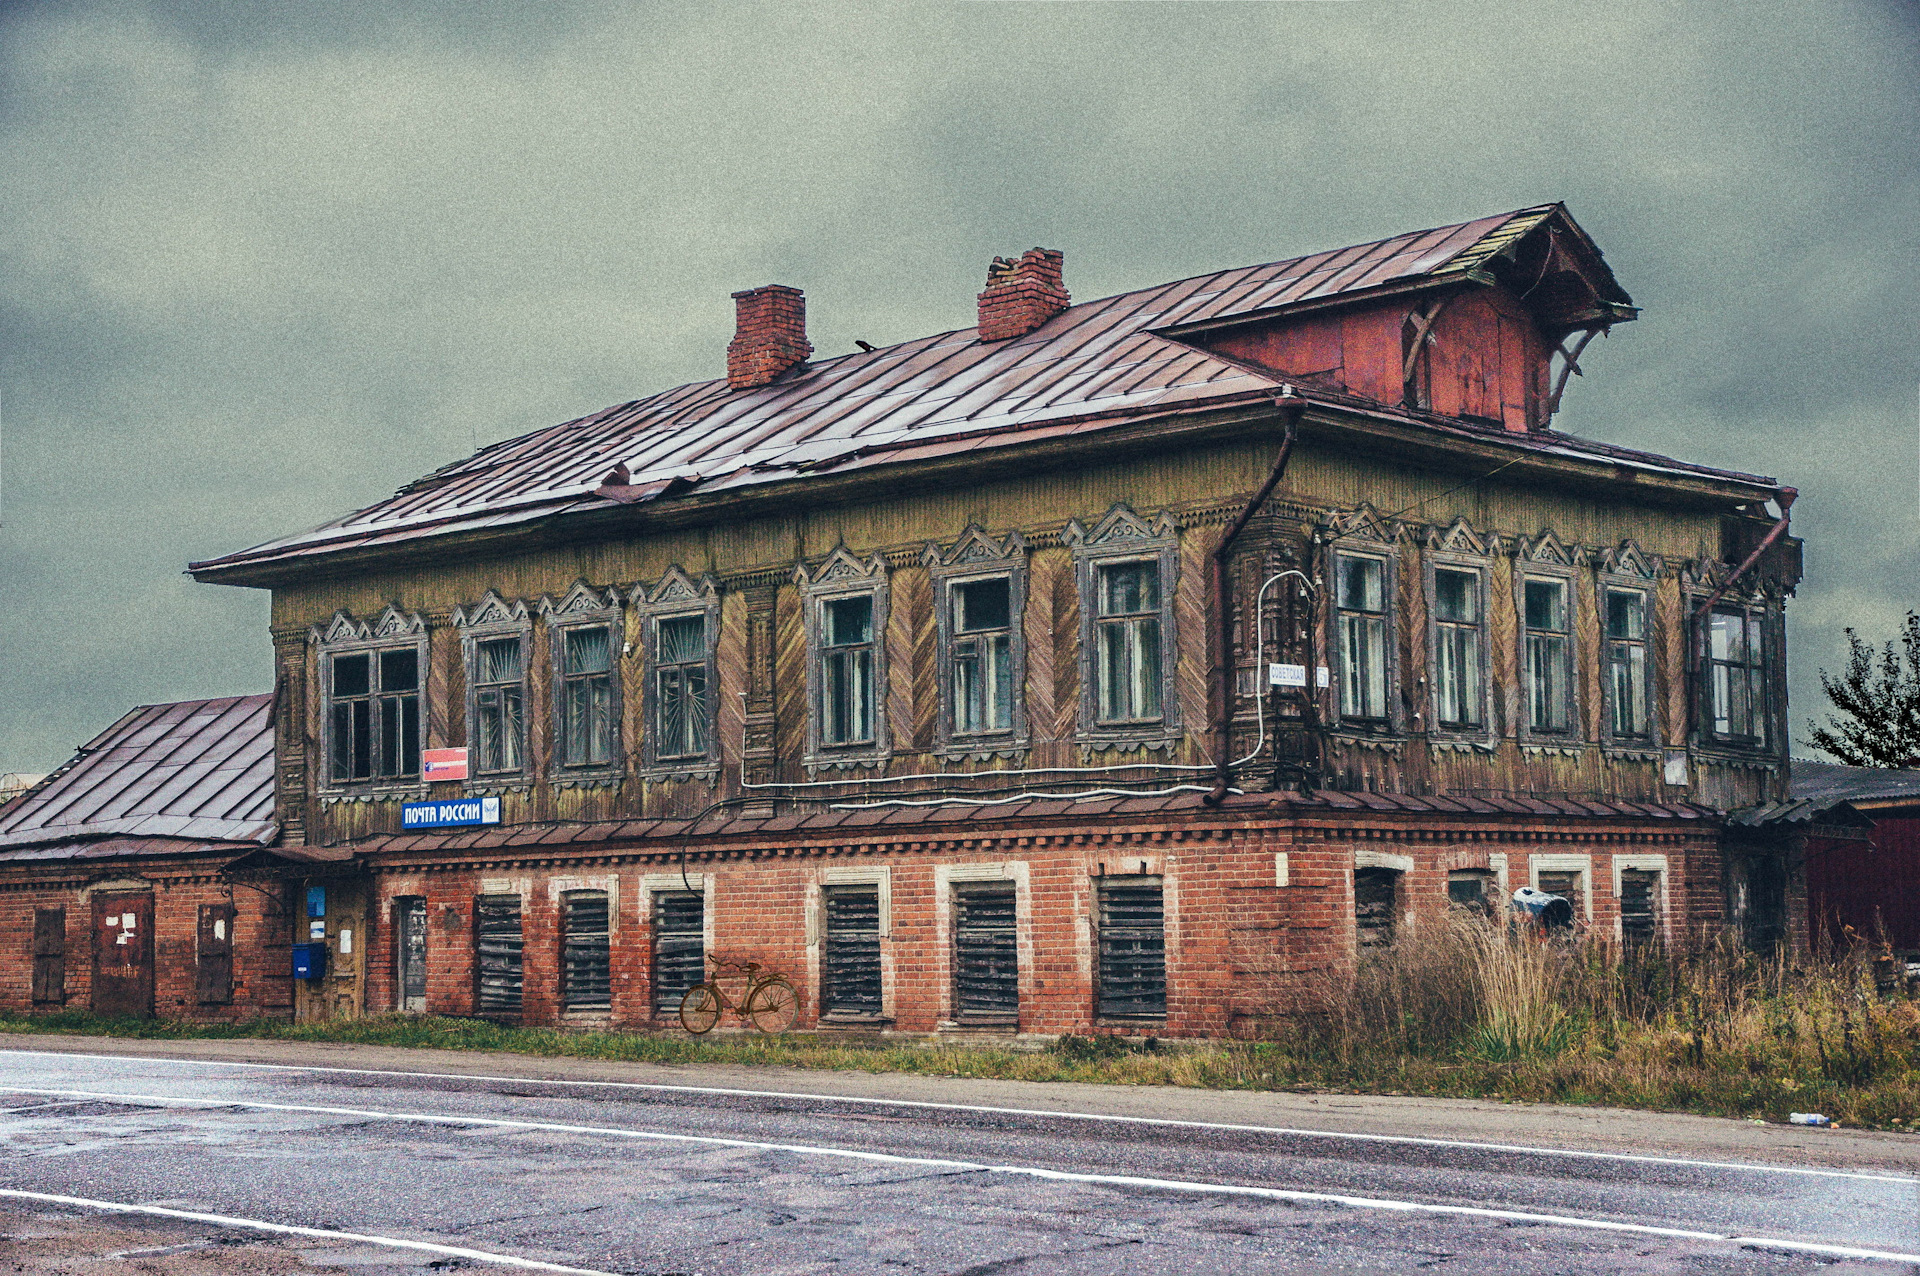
[0,695,277,853]
[191,203,1718,583]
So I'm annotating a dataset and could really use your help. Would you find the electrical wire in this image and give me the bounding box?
[1229,570,1316,770]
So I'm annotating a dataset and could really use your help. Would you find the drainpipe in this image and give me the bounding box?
[1687,487,1797,742]
[1206,389,1306,805]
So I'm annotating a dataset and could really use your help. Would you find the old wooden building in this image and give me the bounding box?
[184,204,1802,1037]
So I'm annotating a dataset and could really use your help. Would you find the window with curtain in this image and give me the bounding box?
[559,625,616,767]
[1707,607,1768,745]
[950,577,1014,735]
[1335,555,1388,722]
[820,595,876,746]
[653,614,710,760]
[1431,567,1482,728]
[329,647,420,783]
[1606,589,1650,738]
[1523,578,1573,733]
[1095,561,1163,724]
[470,635,524,774]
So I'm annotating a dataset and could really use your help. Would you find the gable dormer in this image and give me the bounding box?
[1164,204,1636,433]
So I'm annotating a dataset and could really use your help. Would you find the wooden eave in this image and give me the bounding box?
[192,395,1783,592]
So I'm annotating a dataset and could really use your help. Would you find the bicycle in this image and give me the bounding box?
[678,955,799,1035]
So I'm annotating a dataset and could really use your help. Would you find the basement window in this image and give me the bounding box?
[952,883,1019,1022]
[1355,868,1400,947]
[561,891,611,1013]
[1096,876,1166,1020]
[822,884,884,1018]
[651,890,705,1016]
[474,895,524,1019]
[1620,869,1661,945]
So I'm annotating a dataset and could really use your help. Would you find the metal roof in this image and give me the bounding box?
[0,695,277,853]
[323,788,1720,859]
[191,203,1767,583]
[1790,761,1920,810]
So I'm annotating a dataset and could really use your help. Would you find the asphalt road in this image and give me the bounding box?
[0,1040,1916,1274]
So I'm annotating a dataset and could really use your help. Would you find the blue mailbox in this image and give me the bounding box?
[291,942,327,980]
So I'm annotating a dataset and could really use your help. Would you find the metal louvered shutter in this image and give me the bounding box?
[652,891,705,1015]
[823,885,883,1016]
[953,884,1018,1020]
[475,895,523,1016]
[562,891,611,1011]
[1096,878,1165,1019]
[1620,870,1658,944]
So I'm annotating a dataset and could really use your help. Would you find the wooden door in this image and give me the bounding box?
[31,908,66,1006]
[196,903,235,1005]
[91,893,154,1019]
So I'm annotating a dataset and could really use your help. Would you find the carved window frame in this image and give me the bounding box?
[310,605,430,797]
[452,592,533,786]
[540,581,626,781]
[926,527,1029,757]
[798,548,891,769]
[1066,506,1181,750]
[1322,507,1402,737]
[1596,543,1660,750]
[1422,519,1495,745]
[631,567,722,778]
[1514,534,1582,744]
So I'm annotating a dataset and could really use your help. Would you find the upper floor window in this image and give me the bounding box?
[951,578,1014,735]
[820,595,877,746]
[800,548,891,763]
[1095,562,1163,724]
[1430,567,1484,728]
[1522,577,1574,733]
[1335,554,1389,723]
[653,614,710,760]
[470,636,526,775]
[329,648,422,783]
[558,624,617,767]
[1605,589,1651,739]
[1705,606,1768,746]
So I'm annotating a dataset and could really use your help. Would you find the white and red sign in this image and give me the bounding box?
[422,748,470,781]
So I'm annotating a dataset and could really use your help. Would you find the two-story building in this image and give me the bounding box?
[185,204,1801,1037]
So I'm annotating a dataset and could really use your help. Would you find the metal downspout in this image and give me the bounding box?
[1205,390,1306,806]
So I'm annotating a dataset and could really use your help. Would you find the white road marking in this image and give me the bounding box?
[4,1084,1917,1266]
[0,1046,1907,1186]
[0,1188,619,1274]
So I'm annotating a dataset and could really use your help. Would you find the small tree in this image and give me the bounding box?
[1806,611,1920,768]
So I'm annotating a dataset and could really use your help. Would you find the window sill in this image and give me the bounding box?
[818,1013,893,1029]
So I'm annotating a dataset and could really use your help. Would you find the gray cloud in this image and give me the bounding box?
[2,0,1915,770]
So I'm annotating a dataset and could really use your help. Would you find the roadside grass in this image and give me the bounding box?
[5,921,1917,1130]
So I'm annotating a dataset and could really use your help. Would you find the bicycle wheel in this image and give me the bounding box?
[678,983,722,1035]
[744,977,798,1034]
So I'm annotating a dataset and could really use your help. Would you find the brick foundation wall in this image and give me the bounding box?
[355,810,1725,1038]
[0,859,294,1021]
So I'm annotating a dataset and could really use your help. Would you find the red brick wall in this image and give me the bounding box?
[359,813,1723,1038]
[0,862,294,1021]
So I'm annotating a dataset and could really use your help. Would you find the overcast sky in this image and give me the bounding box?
[2,0,1915,774]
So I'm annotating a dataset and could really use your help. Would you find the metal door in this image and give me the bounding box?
[397,898,428,1012]
[91,893,154,1019]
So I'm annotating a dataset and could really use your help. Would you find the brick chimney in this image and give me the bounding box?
[977,248,1069,342]
[727,284,812,390]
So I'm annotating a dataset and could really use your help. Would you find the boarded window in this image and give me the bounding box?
[475,895,524,1016]
[1355,868,1399,947]
[651,891,704,1015]
[1096,877,1165,1018]
[1447,870,1494,915]
[196,903,235,1005]
[1620,870,1659,944]
[822,885,883,1016]
[31,908,65,1006]
[953,883,1018,1020]
[562,891,611,1012]
[1537,870,1581,911]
